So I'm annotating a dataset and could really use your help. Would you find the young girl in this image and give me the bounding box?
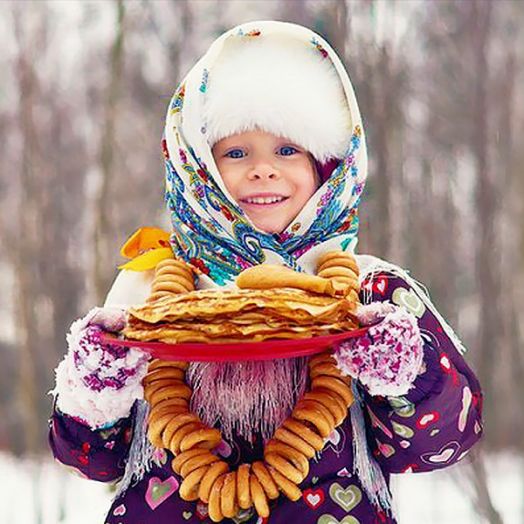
[49,21,483,524]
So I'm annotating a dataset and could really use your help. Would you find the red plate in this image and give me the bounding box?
[102,327,368,362]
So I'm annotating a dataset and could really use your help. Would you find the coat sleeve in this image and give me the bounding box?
[358,271,483,474]
[48,400,135,483]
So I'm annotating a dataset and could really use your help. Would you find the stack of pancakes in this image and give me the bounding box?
[123,260,360,344]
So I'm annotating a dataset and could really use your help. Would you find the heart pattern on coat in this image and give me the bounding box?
[391,421,414,439]
[362,275,388,296]
[303,488,325,509]
[416,411,440,429]
[328,483,362,512]
[196,501,209,520]
[317,514,360,524]
[112,504,126,516]
[376,441,395,458]
[392,287,426,318]
[421,441,460,465]
[458,386,472,432]
[145,476,179,510]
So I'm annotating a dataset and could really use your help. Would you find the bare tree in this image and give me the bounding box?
[93,0,126,304]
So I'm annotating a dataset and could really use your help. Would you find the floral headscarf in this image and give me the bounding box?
[163,21,367,288]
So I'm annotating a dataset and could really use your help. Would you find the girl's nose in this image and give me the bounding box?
[247,163,280,181]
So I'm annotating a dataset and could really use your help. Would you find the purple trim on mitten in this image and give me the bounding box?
[335,304,424,396]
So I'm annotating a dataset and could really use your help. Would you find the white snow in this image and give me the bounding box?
[0,451,522,523]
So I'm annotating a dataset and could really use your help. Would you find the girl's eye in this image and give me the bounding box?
[279,146,298,156]
[225,149,246,159]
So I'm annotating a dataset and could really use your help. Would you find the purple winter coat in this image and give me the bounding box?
[48,271,483,524]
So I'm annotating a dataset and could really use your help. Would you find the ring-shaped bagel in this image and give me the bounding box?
[265,440,309,478]
[148,401,187,420]
[251,461,280,499]
[149,382,192,404]
[302,391,346,425]
[308,352,336,369]
[153,277,194,293]
[150,397,189,414]
[236,464,252,509]
[207,473,227,522]
[220,471,238,518]
[180,451,220,478]
[250,473,270,518]
[163,414,200,449]
[291,406,333,438]
[264,452,304,484]
[309,362,344,380]
[179,428,222,452]
[171,448,209,475]
[155,263,194,280]
[145,380,185,403]
[282,419,324,451]
[198,461,229,503]
[155,258,193,273]
[143,367,186,384]
[148,406,188,428]
[317,266,358,280]
[151,280,190,295]
[179,465,209,501]
[147,412,175,448]
[170,422,204,454]
[164,412,201,434]
[273,427,316,459]
[317,252,359,272]
[295,399,336,429]
[148,359,189,372]
[311,387,349,413]
[311,376,353,406]
[267,465,302,502]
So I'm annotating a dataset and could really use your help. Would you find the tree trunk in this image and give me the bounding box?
[93,0,126,304]
[12,6,42,455]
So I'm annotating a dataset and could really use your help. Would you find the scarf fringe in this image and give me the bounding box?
[350,382,394,515]
[114,400,154,498]
[187,359,308,444]
[357,255,467,355]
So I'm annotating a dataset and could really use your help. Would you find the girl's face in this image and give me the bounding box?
[212,130,319,234]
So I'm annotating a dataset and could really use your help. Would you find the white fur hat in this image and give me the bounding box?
[203,34,352,163]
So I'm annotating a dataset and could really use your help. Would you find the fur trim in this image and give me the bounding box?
[50,307,149,429]
[104,269,154,309]
[204,35,352,162]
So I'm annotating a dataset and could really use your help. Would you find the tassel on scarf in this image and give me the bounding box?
[114,400,154,498]
[187,359,308,444]
[350,382,394,516]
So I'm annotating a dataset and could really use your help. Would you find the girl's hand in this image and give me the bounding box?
[52,307,149,429]
[86,306,127,333]
[334,302,425,396]
[67,307,148,392]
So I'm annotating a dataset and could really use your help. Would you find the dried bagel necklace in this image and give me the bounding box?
[144,353,354,522]
[142,252,360,521]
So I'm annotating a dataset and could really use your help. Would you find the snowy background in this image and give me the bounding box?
[0,452,522,523]
[1,1,523,523]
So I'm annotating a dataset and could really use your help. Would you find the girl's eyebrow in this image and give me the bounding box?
[277,138,301,146]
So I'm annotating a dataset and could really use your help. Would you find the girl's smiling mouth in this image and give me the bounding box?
[239,193,290,207]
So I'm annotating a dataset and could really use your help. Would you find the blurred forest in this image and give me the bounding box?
[0,1,522,522]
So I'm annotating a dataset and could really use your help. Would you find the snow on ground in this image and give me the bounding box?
[0,452,522,523]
